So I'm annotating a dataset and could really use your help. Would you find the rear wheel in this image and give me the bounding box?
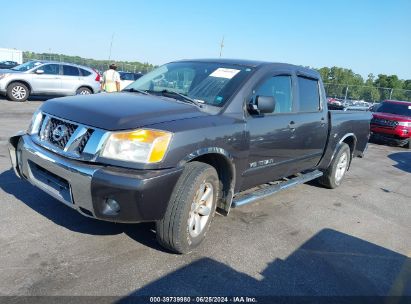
[7,82,29,102]
[318,143,351,189]
[76,87,92,95]
[156,162,219,254]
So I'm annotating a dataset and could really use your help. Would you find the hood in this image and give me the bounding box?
[0,69,21,74]
[41,93,208,131]
[373,112,411,122]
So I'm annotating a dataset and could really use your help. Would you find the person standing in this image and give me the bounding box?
[102,63,121,93]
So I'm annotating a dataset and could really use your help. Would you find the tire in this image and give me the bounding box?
[7,82,29,102]
[406,140,411,149]
[156,161,220,254]
[76,87,92,95]
[318,143,351,189]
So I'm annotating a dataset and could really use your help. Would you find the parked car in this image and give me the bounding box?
[0,60,101,102]
[0,60,18,69]
[370,100,411,148]
[9,59,371,253]
[119,71,143,90]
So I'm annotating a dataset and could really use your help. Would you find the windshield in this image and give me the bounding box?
[11,61,43,71]
[377,102,411,117]
[124,61,254,107]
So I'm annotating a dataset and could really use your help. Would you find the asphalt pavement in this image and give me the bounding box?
[0,96,410,299]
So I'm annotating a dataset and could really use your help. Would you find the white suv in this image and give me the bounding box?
[0,61,101,102]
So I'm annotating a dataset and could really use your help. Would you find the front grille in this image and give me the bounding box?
[371,118,398,128]
[46,118,78,149]
[36,114,95,156]
[77,129,94,153]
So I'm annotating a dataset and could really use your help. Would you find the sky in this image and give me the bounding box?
[1,0,410,79]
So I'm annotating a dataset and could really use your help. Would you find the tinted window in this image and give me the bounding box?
[63,65,80,76]
[38,64,60,75]
[120,72,134,81]
[377,102,411,116]
[297,77,320,112]
[80,68,91,76]
[252,75,293,113]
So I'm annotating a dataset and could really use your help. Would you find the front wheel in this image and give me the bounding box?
[7,82,29,102]
[156,162,219,254]
[318,143,351,189]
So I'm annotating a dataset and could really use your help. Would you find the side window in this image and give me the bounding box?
[63,65,80,76]
[297,76,320,112]
[79,68,91,76]
[252,75,293,114]
[38,64,60,75]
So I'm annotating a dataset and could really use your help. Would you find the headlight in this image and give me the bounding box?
[27,110,43,135]
[398,121,411,127]
[101,129,173,163]
[0,73,10,80]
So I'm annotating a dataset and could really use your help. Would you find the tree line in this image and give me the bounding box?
[23,51,156,74]
[318,67,411,102]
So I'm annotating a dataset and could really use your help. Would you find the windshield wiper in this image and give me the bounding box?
[157,89,203,107]
[122,88,150,95]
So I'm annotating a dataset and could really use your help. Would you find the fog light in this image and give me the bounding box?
[103,198,120,215]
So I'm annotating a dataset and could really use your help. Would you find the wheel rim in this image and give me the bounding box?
[79,89,90,95]
[11,86,27,100]
[187,182,214,238]
[335,152,348,183]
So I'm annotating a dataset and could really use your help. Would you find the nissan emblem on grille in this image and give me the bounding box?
[52,125,68,141]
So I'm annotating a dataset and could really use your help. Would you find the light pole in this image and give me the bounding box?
[219,36,225,58]
[108,33,115,61]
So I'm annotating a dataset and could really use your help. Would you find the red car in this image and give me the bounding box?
[371,100,411,149]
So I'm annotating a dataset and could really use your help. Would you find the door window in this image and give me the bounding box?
[37,64,60,75]
[63,65,80,76]
[252,75,293,114]
[297,77,320,112]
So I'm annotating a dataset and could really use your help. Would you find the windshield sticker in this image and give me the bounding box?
[409,106,411,110]
[210,68,240,79]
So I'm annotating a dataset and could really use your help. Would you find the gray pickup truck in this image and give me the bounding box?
[9,59,372,253]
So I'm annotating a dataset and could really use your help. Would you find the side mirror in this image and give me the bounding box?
[35,69,44,74]
[250,96,275,114]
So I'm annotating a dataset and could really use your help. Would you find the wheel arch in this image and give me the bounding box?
[76,85,94,94]
[180,148,236,215]
[333,133,357,169]
[7,80,32,93]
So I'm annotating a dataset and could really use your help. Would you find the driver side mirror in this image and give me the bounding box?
[35,69,44,74]
[249,96,275,114]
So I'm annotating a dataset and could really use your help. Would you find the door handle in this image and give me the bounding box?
[288,121,296,132]
[320,117,326,127]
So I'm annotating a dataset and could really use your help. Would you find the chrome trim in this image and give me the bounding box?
[17,134,97,216]
[32,112,109,162]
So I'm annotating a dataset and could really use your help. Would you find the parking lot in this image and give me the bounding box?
[0,96,410,298]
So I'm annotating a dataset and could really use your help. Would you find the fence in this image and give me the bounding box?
[324,83,411,103]
[22,53,155,74]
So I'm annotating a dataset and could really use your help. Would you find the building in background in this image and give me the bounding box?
[0,48,23,64]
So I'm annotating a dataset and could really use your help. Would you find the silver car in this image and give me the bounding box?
[0,61,101,102]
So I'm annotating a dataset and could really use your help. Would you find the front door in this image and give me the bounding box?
[242,74,299,190]
[31,64,61,94]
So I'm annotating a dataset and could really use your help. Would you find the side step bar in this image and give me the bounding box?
[231,170,323,208]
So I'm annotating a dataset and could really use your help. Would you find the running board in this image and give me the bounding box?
[232,170,323,208]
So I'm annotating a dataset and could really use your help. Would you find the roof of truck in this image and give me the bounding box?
[174,58,319,76]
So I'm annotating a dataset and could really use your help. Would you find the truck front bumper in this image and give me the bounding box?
[9,134,182,223]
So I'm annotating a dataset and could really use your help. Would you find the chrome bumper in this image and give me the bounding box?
[9,133,98,217]
[8,133,182,222]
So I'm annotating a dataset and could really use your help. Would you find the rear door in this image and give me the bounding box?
[288,74,328,173]
[61,65,82,95]
[30,64,61,94]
